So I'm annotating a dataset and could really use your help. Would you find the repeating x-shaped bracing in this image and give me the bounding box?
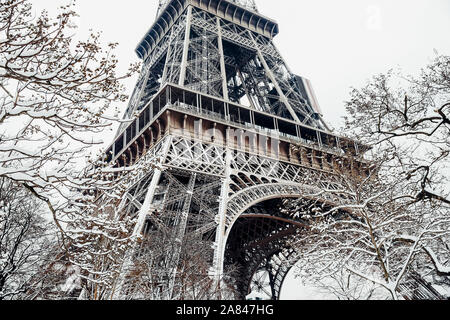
[165,136,227,176]
[184,20,224,97]
[122,3,328,134]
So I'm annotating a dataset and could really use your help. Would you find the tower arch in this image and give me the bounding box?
[221,193,310,300]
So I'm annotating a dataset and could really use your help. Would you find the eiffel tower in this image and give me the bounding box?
[105,0,363,300]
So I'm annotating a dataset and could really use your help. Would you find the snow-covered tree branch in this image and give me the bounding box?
[0,177,57,300]
[289,55,450,300]
[0,0,138,199]
[0,0,142,299]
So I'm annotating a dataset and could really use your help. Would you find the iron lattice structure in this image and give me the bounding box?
[106,0,366,300]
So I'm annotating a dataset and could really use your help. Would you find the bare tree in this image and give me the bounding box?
[289,56,450,299]
[0,0,143,299]
[343,54,450,206]
[301,268,385,300]
[0,0,138,223]
[64,162,144,300]
[287,155,449,300]
[342,53,450,298]
[24,248,81,300]
[116,222,238,300]
[0,177,57,300]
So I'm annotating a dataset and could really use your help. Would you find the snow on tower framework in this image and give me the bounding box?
[120,0,329,137]
[105,0,372,300]
[157,0,258,18]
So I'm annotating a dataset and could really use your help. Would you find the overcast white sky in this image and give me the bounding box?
[30,0,450,299]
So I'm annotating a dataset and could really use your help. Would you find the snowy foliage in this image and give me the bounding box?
[343,54,450,206]
[0,0,140,300]
[288,55,450,300]
[288,164,449,299]
[0,178,57,300]
[0,0,137,199]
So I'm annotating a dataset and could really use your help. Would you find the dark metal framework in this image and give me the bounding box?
[109,0,369,300]
[118,0,328,136]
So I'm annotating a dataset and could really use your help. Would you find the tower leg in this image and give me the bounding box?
[211,147,232,294]
[166,172,197,299]
[112,137,172,299]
